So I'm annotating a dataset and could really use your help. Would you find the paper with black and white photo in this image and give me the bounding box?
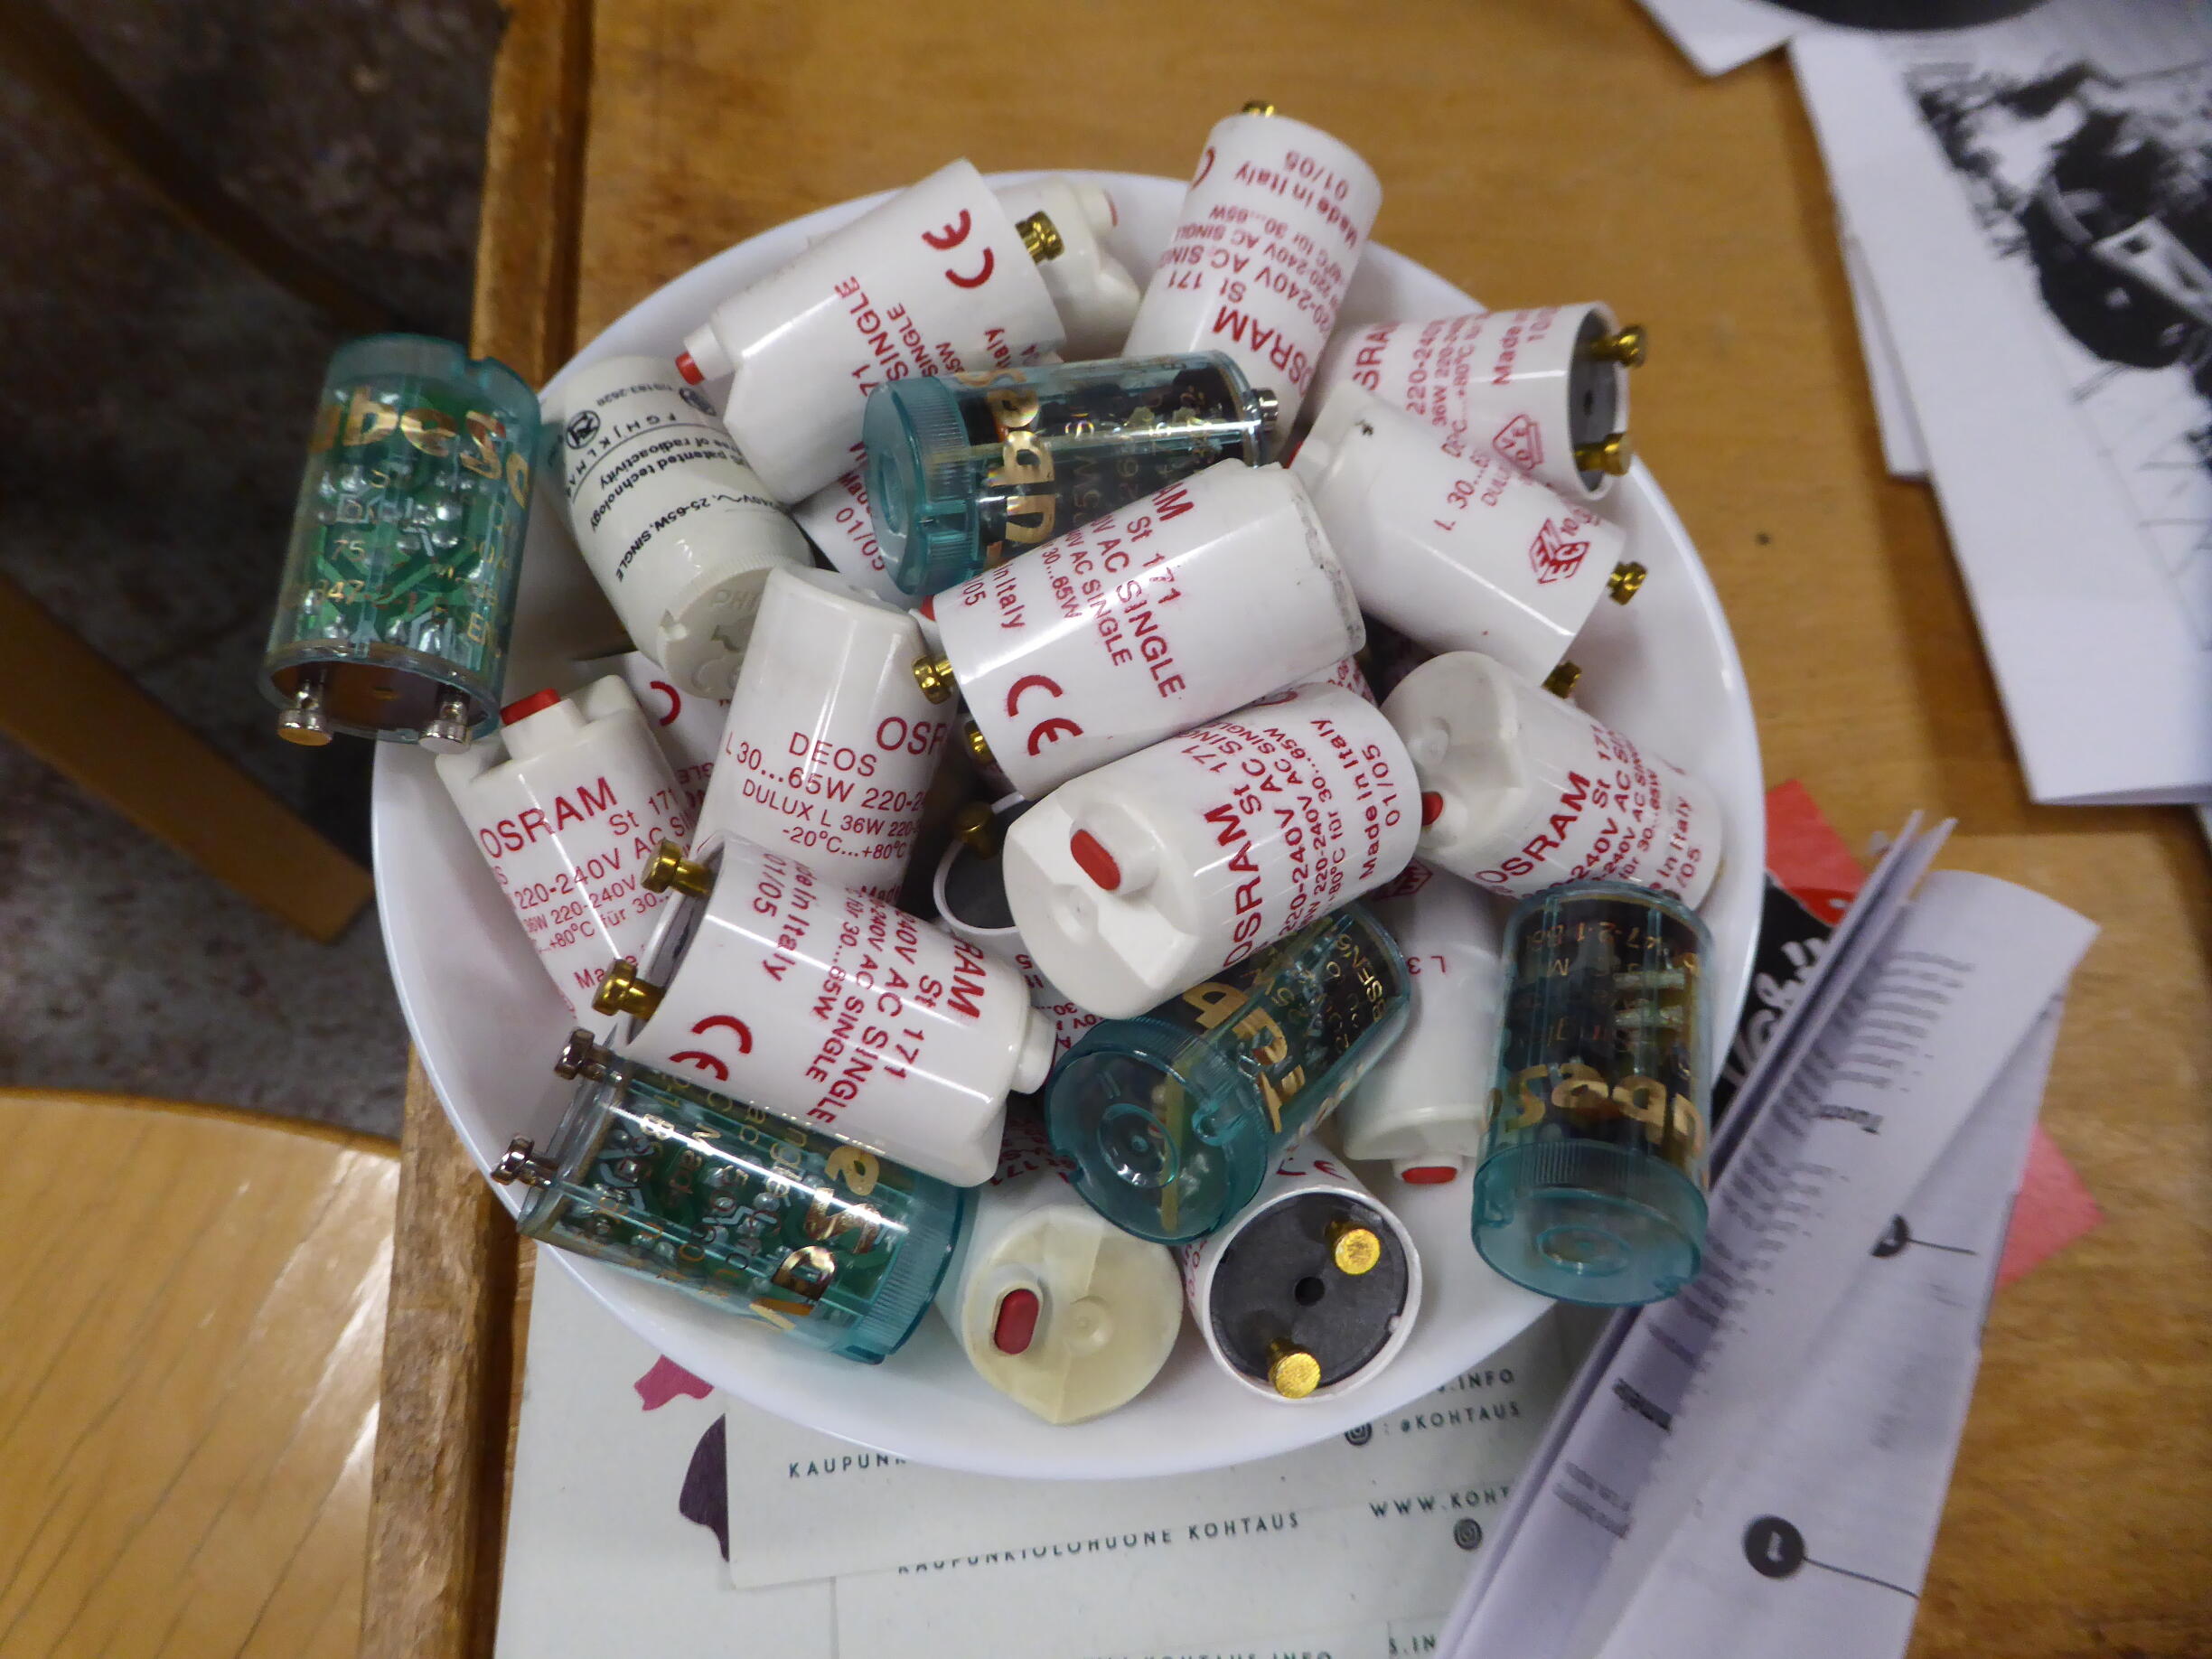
[1794,6,2212,802]
[1840,218,1931,480]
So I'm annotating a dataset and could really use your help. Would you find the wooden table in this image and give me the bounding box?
[361,3,2212,1654]
[0,1091,397,1659]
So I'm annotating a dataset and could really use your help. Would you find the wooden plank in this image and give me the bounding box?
[358,1057,519,1659]
[0,571,373,943]
[0,1090,397,1659]
[360,2,589,1655]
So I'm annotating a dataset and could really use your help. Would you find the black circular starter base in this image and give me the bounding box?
[1207,1193,1410,1391]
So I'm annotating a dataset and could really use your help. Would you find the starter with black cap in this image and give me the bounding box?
[1183,1146,1421,1401]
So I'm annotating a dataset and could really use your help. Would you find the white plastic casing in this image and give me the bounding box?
[931,794,1102,1060]
[1001,683,1420,1021]
[1122,111,1382,431]
[1315,305,1629,501]
[934,1120,1183,1424]
[617,831,1054,1187]
[436,677,690,1020]
[541,355,812,698]
[790,453,912,606]
[1383,651,1722,906]
[695,567,950,899]
[989,177,1142,358]
[1336,864,1504,1183]
[1179,1146,1421,1403]
[1291,384,1626,683]
[929,460,1363,800]
[584,649,728,817]
[1308,653,1375,703]
[679,161,1113,502]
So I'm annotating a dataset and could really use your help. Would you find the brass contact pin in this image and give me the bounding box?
[913,652,958,705]
[1242,99,1279,116]
[642,839,714,897]
[963,719,995,767]
[1016,211,1064,263]
[1607,561,1648,605]
[594,960,665,1022]
[1328,1219,1382,1277]
[554,1028,614,1081]
[1574,433,1633,477]
[951,801,1001,857]
[1542,660,1584,699]
[1586,323,1647,367]
[1266,1341,1321,1399]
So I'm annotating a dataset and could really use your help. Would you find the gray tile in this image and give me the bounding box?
[0,1,501,1133]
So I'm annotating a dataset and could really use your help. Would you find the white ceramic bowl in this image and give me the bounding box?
[373,171,1765,1479]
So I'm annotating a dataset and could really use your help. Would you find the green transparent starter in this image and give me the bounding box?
[261,333,539,747]
[497,1043,970,1364]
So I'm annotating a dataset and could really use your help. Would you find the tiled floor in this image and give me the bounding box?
[0,1,503,1136]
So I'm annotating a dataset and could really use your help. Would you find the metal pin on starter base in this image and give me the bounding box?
[1574,433,1634,476]
[1267,1343,1321,1399]
[593,960,665,1022]
[913,653,957,705]
[642,839,714,898]
[1585,323,1647,367]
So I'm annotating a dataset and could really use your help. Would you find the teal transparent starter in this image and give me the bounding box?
[493,1037,970,1364]
[261,334,539,749]
[862,351,1275,595]
[1473,880,1712,1307]
[1045,907,1409,1244]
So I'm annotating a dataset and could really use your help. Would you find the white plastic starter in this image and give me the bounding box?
[694,567,949,900]
[676,161,1129,502]
[1292,383,1636,684]
[790,451,913,606]
[1335,864,1505,1184]
[436,676,690,1020]
[1382,651,1723,906]
[1180,1145,1421,1403]
[931,794,1102,1060]
[602,831,1054,1187]
[1000,682,1420,1021]
[541,355,812,698]
[581,648,728,818]
[935,1120,1183,1424]
[1121,106,1382,432]
[1315,305,1642,501]
[987,176,1142,358]
[920,460,1363,800]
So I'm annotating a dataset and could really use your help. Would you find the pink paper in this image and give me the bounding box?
[1997,1125,2105,1288]
[633,1354,714,1410]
